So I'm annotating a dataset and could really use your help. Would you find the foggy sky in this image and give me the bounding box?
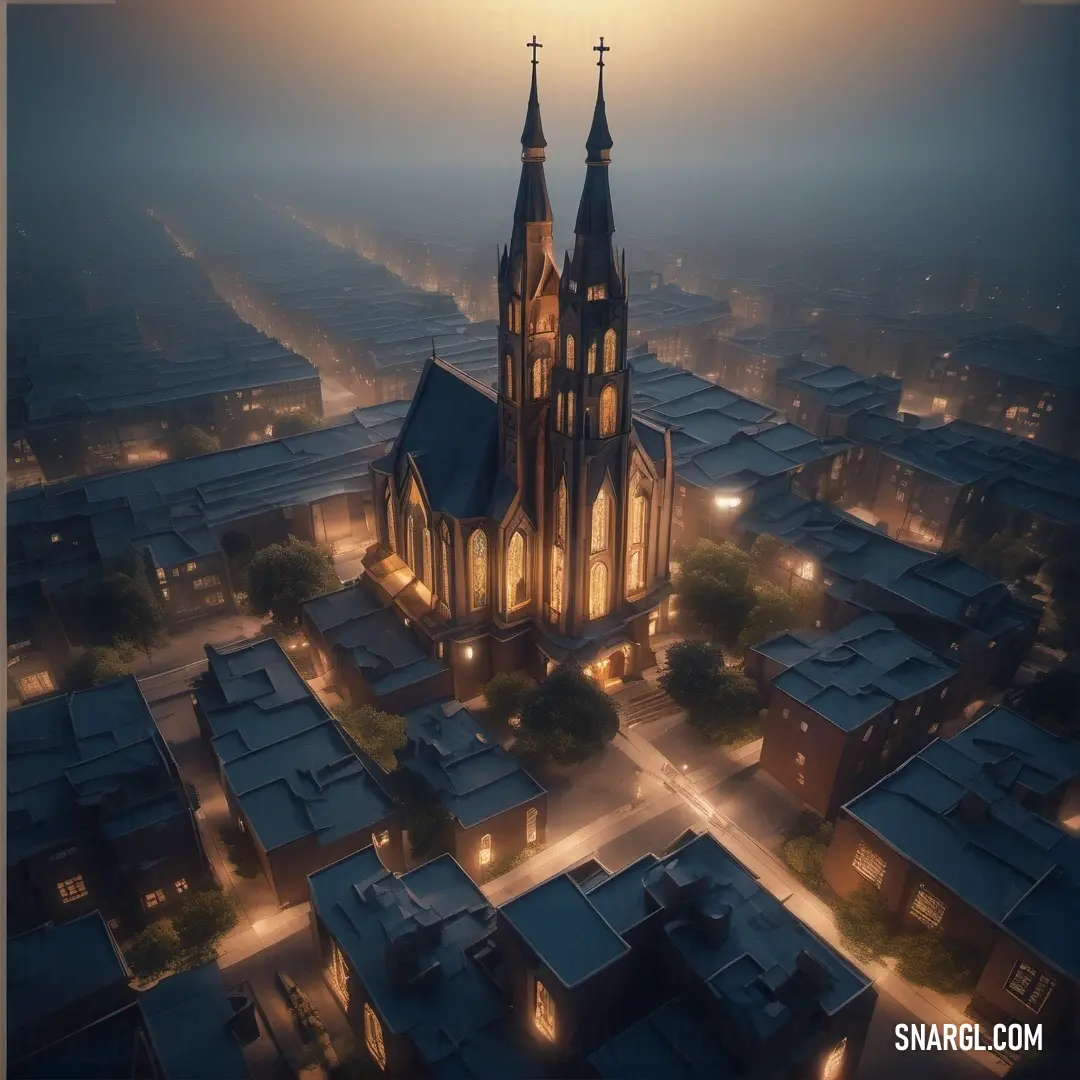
[9,0,1078,257]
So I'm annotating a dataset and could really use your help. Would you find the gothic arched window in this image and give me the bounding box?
[385,488,397,554]
[470,529,488,608]
[550,546,564,622]
[507,530,527,609]
[587,339,598,374]
[565,335,576,371]
[603,329,617,373]
[422,526,434,590]
[439,523,451,607]
[599,385,617,437]
[627,549,643,595]
[567,391,575,436]
[504,354,513,399]
[556,392,566,433]
[591,489,609,555]
[589,561,609,620]
[555,478,568,546]
[631,493,647,546]
[627,490,648,598]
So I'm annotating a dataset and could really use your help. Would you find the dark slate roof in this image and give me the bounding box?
[196,639,395,852]
[308,848,542,1078]
[778,359,901,417]
[7,676,188,865]
[844,714,1080,981]
[400,700,544,829]
[383,359,500,519]
[520,64,547,149]
[12,1003,147,1080]
[757,613,956,732]
[8,912,129,1040]
[946,336,1080,393]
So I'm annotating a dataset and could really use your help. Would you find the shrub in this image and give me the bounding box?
[782,836,829,891]
[894,932,984,995]
[517,664,620,763]
[658,640,725,710]
[63,644,138,692]
[483,671,537,726]
[834,887,894,963]
[171,425,220,459]
[172,889,238,955]
[331,703,407,772]
[272,408,322,438]
[126,921,181,980]
[478,842,545,885]
[686,670,761,745]
[786,810,834,846]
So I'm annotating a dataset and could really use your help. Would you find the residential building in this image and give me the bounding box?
[310,830,876,1079]
[625,281,733,369]
[8,912,278,1079]
[7,676,211,937]
[747,613,960,818]
[772,359,901,439]
[192,638,403,905]
[705,327,818,402]
[823,707,1080,1037]
[7,403,406,699]
[734,494,1041,703]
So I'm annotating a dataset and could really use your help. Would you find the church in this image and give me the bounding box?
[362,39,675,704]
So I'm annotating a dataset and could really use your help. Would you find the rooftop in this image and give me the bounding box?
[944,335,1080,393]
[844,709,1080,981]
[778,359,901,418]
[195,639,395,852]
[401,700,544,829]
[755,612,956,731]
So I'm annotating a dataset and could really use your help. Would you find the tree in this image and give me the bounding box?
[687,670,761,744]
[172,889,238,955]
[171,425,220,460]
[658,640,725,710]
[672,540,756,647]
[385,768,451,860]
[737,582,817,651]
[483,671,537,726]
[63,643,140,692]
[517,664,620,763]
[331,703,407,772]
[126,921,181,981]
[749,533,786,576]
[82,573,167,658]
[246,537,339,628]
[969,534,1042,584]
[272,408,322,437]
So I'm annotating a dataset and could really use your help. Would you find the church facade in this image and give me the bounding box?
[362,43,674,703]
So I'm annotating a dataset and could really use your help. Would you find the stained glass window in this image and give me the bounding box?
[628,549,643,594]
[591,489,609,554]
[550,545,564,619]
[587,340,598,374]
[422,526,433,590]
[478,833,493,867]
[555,479,568,545]
[526,806,538,844]
[565,335,576,370]
[603,329,617,372]
[507,530,527,608]
[589,561,609,620]
[470,529,488,608]
[504,354,513,399]
[407,513,421,577]
[556,392,566,432]
[385,490,396,553]
[328,939,350,1011]
[823,1039,847,1080]
[567,391,575,436]
[535,979,556,1041]
[599,385,617,437]
[631,493,647,545]
[532,359,543,399]
[439,524,450,605]
[364,1002,386,1069]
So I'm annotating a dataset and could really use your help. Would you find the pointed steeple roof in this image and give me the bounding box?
[511,37,553,228]
[521,36,547,151]
[574,38,616,238]
[585,39,613,162]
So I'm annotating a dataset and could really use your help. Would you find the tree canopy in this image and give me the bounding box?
[272,409,322,438]
[517,664,620,763]
[658,640,726,710]
[968,534,1042,584]
[687,669,761,744]
[331,703,408,772]
[246,537,339,627]
[82,572,167,657]
[483,671,537,726]
[171,425,220,460]
[172,889,238,954]
[737,581,817,651]
[63,643,140,692]
[126,921,182,981]
[673,540,756,647]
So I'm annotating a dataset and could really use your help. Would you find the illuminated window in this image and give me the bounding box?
[550,546,565,620]
[587,340,598,374]
[479,833,493,868]
[565,335,576,370]
[174,879,189,893]
[144,889,167,909]
[510,301,521,333]
[535,979,557,1041]
[796,559,815,581]
[556,392,566,432]
[156,568,166,584]
[202,591,225,607]
[909,886,946,929]
[505,354,514,398]
[193,574,221,590]
[373,830,390,847]
[567,391,576,436]
[19,672,56,699]
[1004,960,1056,1014]
[186,562,197,573]
[795,752,806,766]
[422,526,434,591]
[439,524,451,606]
[1005,406,1019,420]
[57,875,88,903]
[555,479,568,546]
[627,549,644,595]
[603,329,617,372]
[364,1001,386,1069]
[328,939,351,1011]
[852,843,886,888]
[385,490,397,553]
[599,385,617,437]
[830,455,843,481]
[631,493,647,546]
[532,358,544,399]
[589,561,609,620]
[526,806,538,844]
[470,530,488,608]
[823,1038,847,1080]
[507,530,527,609]
[591,489,609,554]
[587,283,607,301]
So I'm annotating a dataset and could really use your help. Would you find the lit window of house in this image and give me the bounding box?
[603,328,617,372]
[796,774,805,785]
[1004,961,1057,1015]
[565,335,576,370]
[144,889,167,909]
[50,533,61,544]
[186,562,197,573]
[914,705,922,716]
[799,721,808,732]
[796,560,815,581]
[174,879,189,893]
[19,672,56,699]
[940,687,948,699]
[526,806,538,844]
[909,887,946,929]
[172,567,181,578]
[852,843,886,888]
[470,529,488,608]
[535,979,557,1041]
[795,752,806,766]
[587,284,607,301]
[587,340,598,373]
[478,834,493,868]
[202,591,226,607]
[57,875,88,903]
[823,1038,848,1080]
[364,1001,387,1069]
[507,531,527,609]
[928,722,940,734]
[599,385,617,437]
[373,830,390,848]
[156,568,167,583]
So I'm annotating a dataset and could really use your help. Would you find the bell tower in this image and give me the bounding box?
[497,36,561,518]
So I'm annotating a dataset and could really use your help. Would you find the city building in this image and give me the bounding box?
[192,638,403,905]
[7,676,211,937]
[734,494,1041,703]
[310,829,875,1079]
[7,403,406,699]
[846,412,1080,552]
[361,51,675,702]
[625,280,733,369]
[399,699,546,880]
[747,612,960,818]
[772,359,901,439]
[823,706,1080,1037]
[705,327,820,401]
[8,912,277,1079]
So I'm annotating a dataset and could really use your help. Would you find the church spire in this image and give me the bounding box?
[585,37,613,162]
[521,35,547,153]
[512,35,553,228]
[574,37,616,239]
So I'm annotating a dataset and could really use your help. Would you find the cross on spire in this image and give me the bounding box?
[526,35,543,66]
[593,36,610,68]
